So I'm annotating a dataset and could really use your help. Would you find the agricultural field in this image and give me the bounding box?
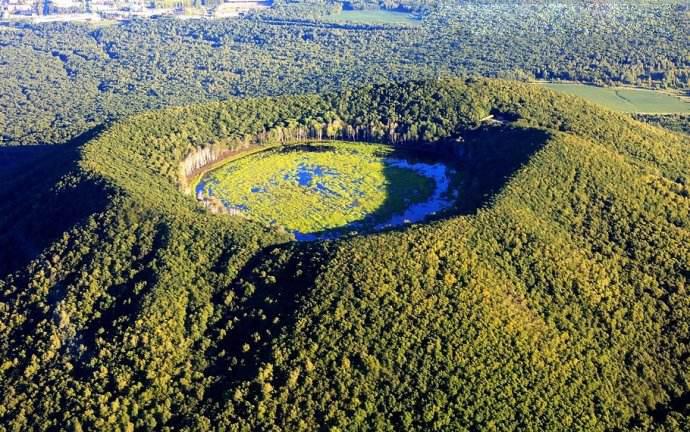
[196,141,458,239]
[323,9,420,25]
[541,83,690,113]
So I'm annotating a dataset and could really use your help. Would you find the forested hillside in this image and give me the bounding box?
[1,78,688,430]
[637,114,690,136]
[1,0,688,145]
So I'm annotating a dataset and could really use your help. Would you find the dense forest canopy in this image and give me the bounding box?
[1,78,689,430]
[1,0,688,145]
[1,0,690,429]
[636,114,690,136]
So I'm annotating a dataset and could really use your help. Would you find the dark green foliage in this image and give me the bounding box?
[1,78,689,430]
[0,129,110,275]
[636,114,690,136]
[0,0,687,145]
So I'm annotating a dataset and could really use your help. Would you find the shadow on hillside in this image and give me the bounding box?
[0,127,110,277]
[186,125,552,416]
[294,125,552,241]
[453,124,551,212]
[648,390,690,425]
[200,240,331,408]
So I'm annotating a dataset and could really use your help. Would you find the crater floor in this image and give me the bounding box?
[195,141,461,240]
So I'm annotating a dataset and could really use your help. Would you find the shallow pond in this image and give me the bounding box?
[196,142,460,240]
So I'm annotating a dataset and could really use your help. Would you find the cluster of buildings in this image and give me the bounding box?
[1,0,34,16]
[0,0,269,21]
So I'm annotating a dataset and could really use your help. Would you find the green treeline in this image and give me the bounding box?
[636,114,690,136]
[0,78,689,430]
[1,0,688,145]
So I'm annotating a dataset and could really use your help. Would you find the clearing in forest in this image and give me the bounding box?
[541,83,690,113]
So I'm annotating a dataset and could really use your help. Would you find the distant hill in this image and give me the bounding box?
[1,78,688,430]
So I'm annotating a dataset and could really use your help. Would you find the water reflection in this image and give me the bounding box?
[374,159,454,229]
[196,145,459,241]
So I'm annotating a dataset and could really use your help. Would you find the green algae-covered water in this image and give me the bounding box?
[196,141,460,240]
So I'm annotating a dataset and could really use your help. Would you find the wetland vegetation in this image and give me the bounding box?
[196,141,459,239]
[2,78,685,430]
[1,0,690,428]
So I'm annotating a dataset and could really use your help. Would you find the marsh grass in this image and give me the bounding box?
[198,141,452,236]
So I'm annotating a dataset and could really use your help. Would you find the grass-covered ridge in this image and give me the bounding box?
[1,78,689,430]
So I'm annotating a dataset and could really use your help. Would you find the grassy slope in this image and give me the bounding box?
[1,79,689,431]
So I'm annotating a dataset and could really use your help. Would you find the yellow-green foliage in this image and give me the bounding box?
[201,142,436,234]
[1,78,689,431]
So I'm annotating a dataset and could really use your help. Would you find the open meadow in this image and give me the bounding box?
[541,83,690,113]
[323,9,419,25]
